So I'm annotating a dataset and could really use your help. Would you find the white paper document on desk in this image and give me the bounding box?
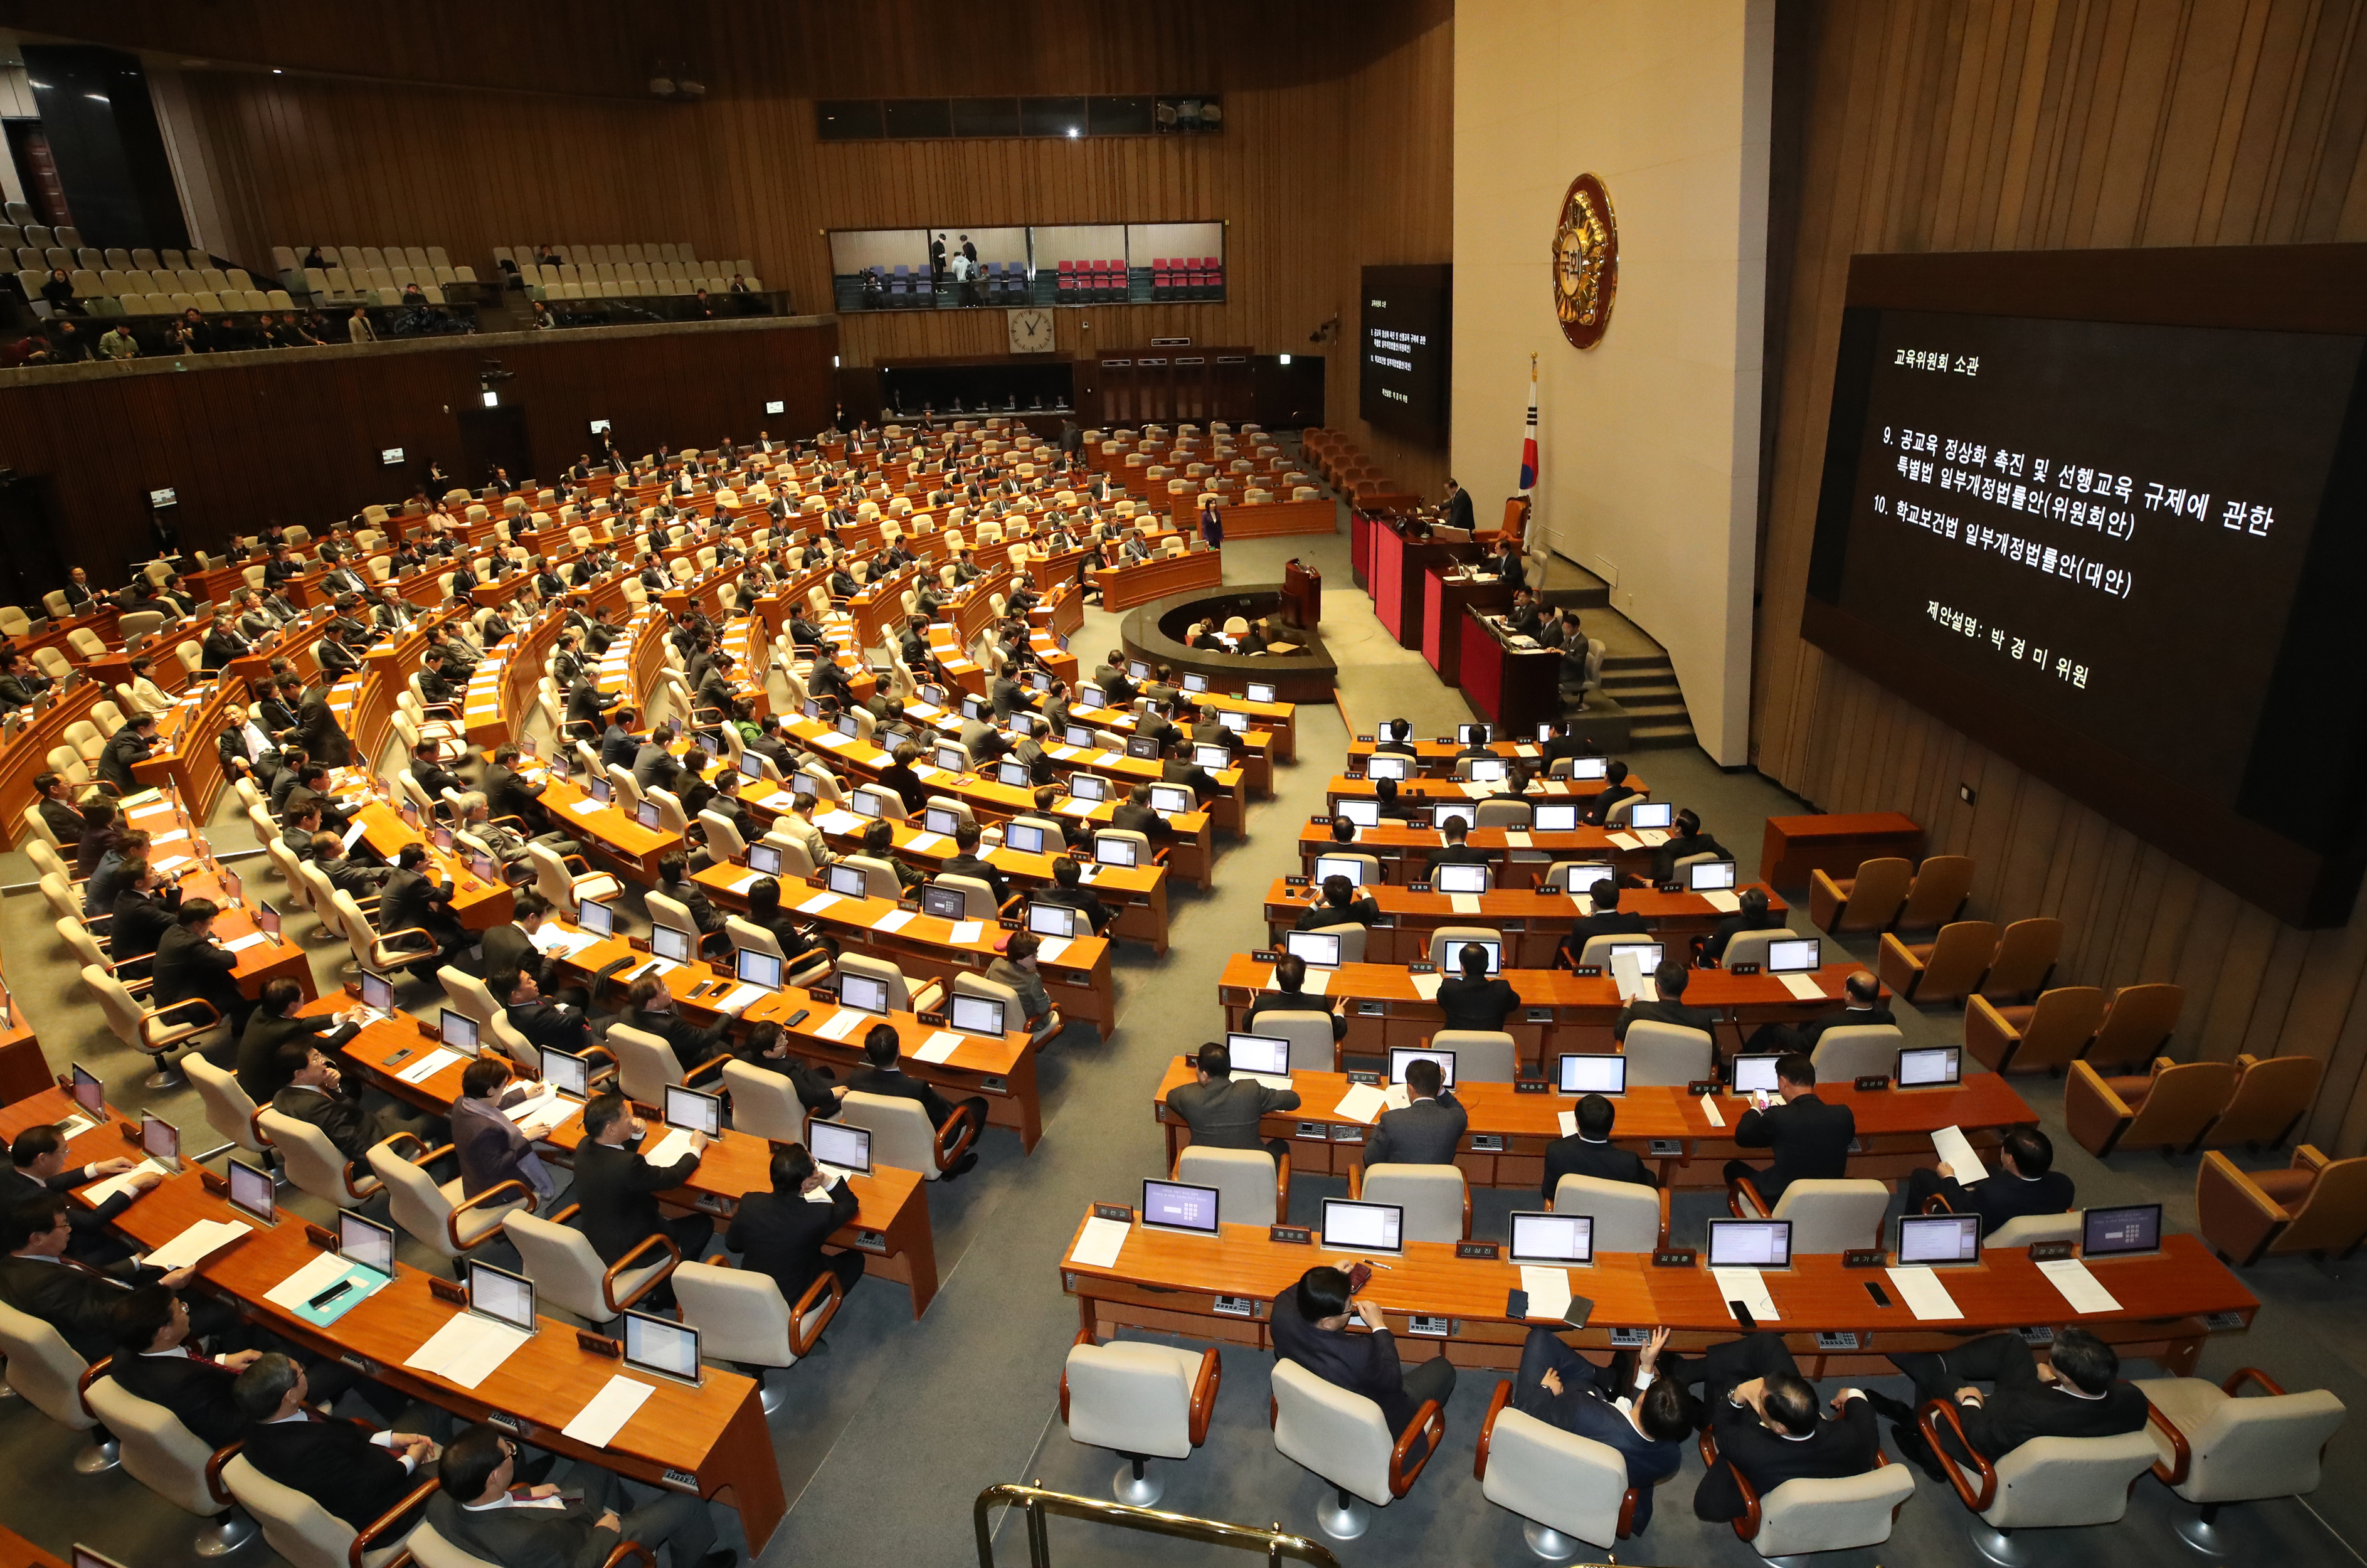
[1699,1094,1727,1126]
[1779,973,1828,1001]
[142,1219,252,1272]
[405,1312,533,1389]
[1503,831,1533,848]
[532,928,603,960]
[1702,890,1743,913]
[1409,972,1443,1001]
[1558,1111,1579,1136]
[1930,1125,1985,1182]
[1885,1265,1965,1320]
[568,798,605,817]
[1331,1084,1389,1124]
[396,1048,465,1085]
[80,1159,172,1204]
[1449,894,1483,914]
[1069,1216,1131,1269]
[1606,832,1642,851]
[265,1251,387,1311]
[562,1375,656,1446]
[2036,1258,2122,1315]
[871,909,916,934]
[642,1127,701,1169]
[950,921,985,945]
[1036,936,1072,965]
[814,1009,865,1041]
[1712,1267,1779,1322]
[1520,1266,1574,1323]
[223,932,272,953]
[797,893,841,915]
[915,1031,963,1064]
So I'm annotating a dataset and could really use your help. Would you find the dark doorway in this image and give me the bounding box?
[6,123,71,228]
[1252,354,1326,430]
[455,405,532,489]
[0,471,64,608]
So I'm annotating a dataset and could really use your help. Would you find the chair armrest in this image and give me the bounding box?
[685,1051,734,1087]
[1182,1345,1222,1448]
[1697,1426,1765,1539]
[339,1157,383,1200]
[1474,1377,1513,1480]
[1388,1400,1443,1498]
[369,926,438,968]
[1275,1149,1292,1221]
[378,1131,448,1167]
[1656,1184,1673,1250]
[2223,1365,2287,1398]
[2148,1396,2193,1486]
[933,1101,978,1172]
[75,1355,113,1419]
[205,1439,244,1509]
[600,1545,657,1568]
[548,1203,583,1225]
[447,1179,535,1253]
[601,1230,682,1313]
[787,1260,845,1357]
[1726,1174,1770,1219]
[351,1473,441,1568]
[1917,1398,1996,1511]
[2296,1143,2332,1173]
[1346,1163,1363,1200]
[140,997,221,1050]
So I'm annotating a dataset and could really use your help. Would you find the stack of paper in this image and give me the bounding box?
[1409,973,1444,1002]
[223,932,272,953]
[1702,889,1743,914]
[1609,951,1655,1003]
[1069,1216,1131,1269]
[1380,1084,1413,1112]
[1521,1265,1575,1322]
[82,1159,171,1204]
[797,893,841,915]
[1449,894,1483,914]
[1606,832,1642,851]
[562,1375,659,1446]
[1712,1267,1779,1322]
[1331,1084,1389,1123]
[1037,936,1072,965]
[1930,1126,1984,1180]
[532,928,603,960]
[1777,973,1828,1001]
[905,832,951,855]
[396,1048,465,1085]
[1885,1265,1965,1320]
[2036,1258,2122,1314]
[950,921,985,945]
[568,798,606,817]
[142,1219,252,1271]
[502,1084,563,1124]
[1698,1094,1727,1126]
[405,1312,534,1389]
[641,1128,702,1169]
[814,1010,866,1041]
[914,1031,963,1064]
[871,909,916,934]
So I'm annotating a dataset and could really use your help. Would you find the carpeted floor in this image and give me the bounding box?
[3,507,2364,1568]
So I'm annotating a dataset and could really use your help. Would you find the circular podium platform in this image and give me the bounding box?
[1116,581,1335,703]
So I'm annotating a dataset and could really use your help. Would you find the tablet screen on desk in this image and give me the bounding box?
[1767,938,1821,973]
[1466,758,1507,783]
[1226,1032,1291,1077]
[361,970,395,1014]
[838,972,889,1015]
[1567,757,1608,780]
[1094,834,1138,868]
[1895,1046,1961,1088]
[826,864,869,899]
[575,898,615,938]
[1004,821,1047,856]
[339,1210,395,1278]
[1141,1179,1220,1236]
[71,1063,103,1118]
[950,993,1006,1038]
[1558,1054,1627,1094]
[739,751,766,780]
[1706,1218,1791,1269]
[735,947,784,992]
[1125,736,1160,760]
[1151,785,1194,817]
[1320,1199,1404,1255]
[1194,744,1231,770]
[1182,672,1209,694]
[541,1047,590,1099]
[1247,682,1276,704]
[1027,901,1076,938]
[1283,930,1341,969]
[439,1010,479,1052]
[2082,1203,2163,1258]
[1219,709,1248,733]
[650,923,692,964]
[1388,1046,1456,1088]
[1445,937,1503,976]
[746,842,782,876]
[1336,798,1378,827]
[228,1157,276,1225]
[1366,755,1411,781]
[921,884,966,921]
[664,1084,721,1136]
[1459,724,1490,744]
[1532,803,1579,833]
[1688,859,1737,891]
[1066,724,1095,748]
[1605,941,1661,973]
[1313,856,1366,888]
[466,1260,537,1331]
[1897,1213,1982,1266]
[1069,773,1109,803]
[935,746,969,775]
[1510,1211,1593,1265]
[622,1309,702,1385]
[809,1119,872,1175]
[1731,1054,1784,1094]
[1434,862,1489,893]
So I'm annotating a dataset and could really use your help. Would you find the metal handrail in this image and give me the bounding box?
[974,1481,1345,1567]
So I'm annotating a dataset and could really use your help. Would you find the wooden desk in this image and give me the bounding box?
[2,1087,787,1550]
[120,794,319,1000]
[1259,877,1789,967]
[342,798,517,933]
[1323,773,1621,815]
[1460,608,1563,735]
[1169,495,1337,540]
[1296,820,1659,884]
[1060,1208,2257,1377]
[1150,1057,2033,1190]
[1219,954,1871,1065]
[331,1009,943,1316]
[0,1525,65,1568]
[1422,569,1513,685]
[1759,812,1925,890]
[1094,549,1224,612]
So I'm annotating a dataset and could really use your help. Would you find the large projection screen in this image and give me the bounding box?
[1801,245,2367,926]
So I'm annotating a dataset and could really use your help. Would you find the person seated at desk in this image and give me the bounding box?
[1438,940,1522,1032]
[875,742,930,815]
[406,739,466,808]
[154,898,260,1046]
[1093,650,1136,706]
[1539,1092,1655,1200]
[1878,1325,2147,1485]
[270,1042,443,1160]
[98,711,158,793]
[1242,952,1348,1044]
[1296,872,1378,930]
[312,832,393,898]
[1161,738,1221,805]
[1742,968,1893,1056]
[1684,1332,1882,1522]
[1271,1265,1454,1461]
[849,1024,984,1180]
[233,1354,438,1540]
[1034,855,1113,936]
[1504,586,1545,640]
[1512,1325,1695,1532]
[109,858,181,974]
[632,720,683,797]
[107,1284,268,1448]
[381,844,470,971]
[942,821,1013,908]
[1169,1041,1300,1162]
[1704,886,1784,964]
[495,965,592,1056]
[199,618,255,673]
[0,650,53,709]
[566,673,620,735]
[859,818,927,896]
[656,852,729,954]
[1722,1052,1853,1204]
[1423,814,1491,882]
[1612,961,1714,1042]
[1371,776,1416,822]
[1582,761,1638,826]
[0,1195,206,1363]
[1555,880,1649,969]
[1904,1126,2075,1237]
[599,707,642,771]
[237,977,361,1102]
[575,1091,711,1299]
[622,972,739,1076]
[2,1126,159,1269]
[1110,781,1175,847]
[1648,808,1730,884]
[730,1141,864,1311]
[1370,718,1419,762]
[32,771,83,848]
[280,761,356,835]
[989,932,1057,1042]
[1365,1056,1464,1166]
[453,1055,564,1207]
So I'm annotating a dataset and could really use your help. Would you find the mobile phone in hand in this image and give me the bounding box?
[1345,1263,1373,1294]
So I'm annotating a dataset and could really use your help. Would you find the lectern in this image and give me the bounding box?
[1281,558,1322,629]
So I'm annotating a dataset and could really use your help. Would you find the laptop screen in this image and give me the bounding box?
[575,897,615,937]
[1567,756,1608,780]
[1365,754,1411,781]
[1688,859,1737,891]
[339,1210,396,1276]
[1767,938,1821,973]
[1558,1054,1628,1094]
[541,1047,590,1099]
[935,745,969,774]
[1628,802,1675,829]
[827,863,869,898]
[1895,1046,1961,1088]
[651,923,692,963]
[1388,1046,1458,1088]
[1732,1054,1784,1093]
[1069,773,1108,802]
[1509,1211,1594,1265]
[1458,723,1489,744]
[746,842,783,875]
[949,992,1007,1037]
[736,947,784,990]
[1194,743,1231,770]
[2083,1204,2163,1258]
[1140,1179,1221,1236]
[664,1084,721,1136]
[1532,803,1579,832]
[1706,1218,1792,1268]
[1446,938,1503,976]
[924,806,962,836]
[1283,929,1341,968]
[1093,834,1137,867]
[921,884,966,920]
[839,972,890,1015]
[1434,862,1489,893]
[1004,820,1047,855]
[1311,855,1365,887]
[1226,1032,1291,1076]
[1150,784,1194,816]
[1247,681,1276,703]
[1182,672,1208,694]
[1466,757,1507,783]
[809,1119,872,1174]
[466,1261,537,1331]
[1335,798,1379,827]
[228,1157,275,1225]
[1898,1213,1982,1265]
[1320,1199,1404,1256]
[621,1309,702,1385]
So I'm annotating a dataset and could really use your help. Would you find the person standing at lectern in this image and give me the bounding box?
[1199,495,1224,549]
[1442,477,1475,534]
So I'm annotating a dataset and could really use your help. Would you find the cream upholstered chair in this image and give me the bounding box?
[1622,1020,1713,1087]
[1718,929,1792,972]
[1270,1356,1444,1540]
[1549,1173,1669,1253]
[2133,1367,2345,1551]
[720,1059,810,1142]
[1061,1335,1221,1505]
[1984,1210,2083,1248]
[1700,1424,1917,1559]
[1476,1382,1644,1556]
[84,961,218,1089]
[368,1134,533,1271]
[1175,1145,1288,1227]
[0,1300,112,1471]
[673,1256,845,1413]
[1351,1163,1468,1241]
[1427,926,1501,970]
[608,1019,729,1104]
[1809,1023,1902,1082]
[258,1108,387,1210]
[1430,1029,1517,1083]
[220,1449,430,1568]
[504,1206,676,1327]
[527,840,622,916]
[184,1052,273,1164]
[838,1089,976,1179]
[1728,1176,1889,1253]
[1916,1406,2158,1561]
[83,1372,258,1553]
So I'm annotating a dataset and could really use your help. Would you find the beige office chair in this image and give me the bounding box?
[837,1089,977,1180]
[935,872,1002,920]
[527,840,622,916]
[1549,1173,1668,1253]
[503,1206,676,1327]
[83,961,217,1089]
[1621,1020,1713,1087]
[220,1449,430,1568]
[0,1300,112,1471]
[1429,1029,1517,1083]
[257,1110,388,1210]
[608,1019,728,1104]
[1252,1009,1339,1073]
[1984,1210,2084,1249]
[838,854,906,902]
[83,1372,259,1553]
[1269,1357,1444,1540]
[184,1053,273,1165]
[1175,1145,1288,1227]
[1809,1024,1902,1083]
[1061,1336,1221,1505]
[673,1256,845,1414]
[1351,1163,1469,1241]
[1916,1409,2158,1562]
[719,1059,813,1143]
[368,1134,532,1271]
[1476,1383,1646,1556]
[1702,1429,1917,1559]
[2133,1367,2346,1552]
[1729,1177,1889,1253]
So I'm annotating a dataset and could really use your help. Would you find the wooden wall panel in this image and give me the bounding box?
[1755,0,2367,1152]
[0,320,836,587]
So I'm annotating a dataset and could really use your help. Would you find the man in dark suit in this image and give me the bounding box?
[1539,1093,1656,1200]
[293,691,353,767]
[1241,953,1347,1045]
[1422,815,1492,882]
[236,977,360,1101]
[109,859,181,975]
[1271,1265,1453,1458]
[1484,534,1525,590]
[380,844,469,968]
[1583,760,1638,826]
[1441,477,1475,534]
[1649,808,1733,884]
[567,674,620,734]
[601,711,642,771]
[1168,1041,1300,1162]
[1294,873,1377,930]
[3,1126,158,1268]
[622,972,738,1074]
[1880,1327,2149,1483]
[728,1143,864,1310]
[98,713,158,793]
[107,1285,263,1447]
[1612,962,1715,1042]
[1504,587,1544,640]
[1724,1054,1855,1204]
[495,966,591,1055]
[33,771,83,847]
[632,722,682,797]
[1437,940,1522,1032]
[1555,879,1650,968]
[405,739,465,807]
[1706,886,1786,963]
[0,1195,193,1363]
[1033,855,1113,936]
[198,620,253,674]
[1687,1332,1882,1522]
[1365,1057,1466,1166]
[154,899,257,1044]
[270,1043,439,1160]
[1161,738,1221,805]
[479,743,551,829]
[1902,1127,2076,1237]
[573,1093,709,1292]
[425,1424,726,1568]
[1745,968,1895,1056]
[847,1024,983,1180]
[233,1353,435,1536]
[1511,1325,1695,1532]
[940,822,1012,909]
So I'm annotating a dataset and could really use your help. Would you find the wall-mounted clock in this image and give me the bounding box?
[1007,308,1056,354]
[1553,172,1618,350]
